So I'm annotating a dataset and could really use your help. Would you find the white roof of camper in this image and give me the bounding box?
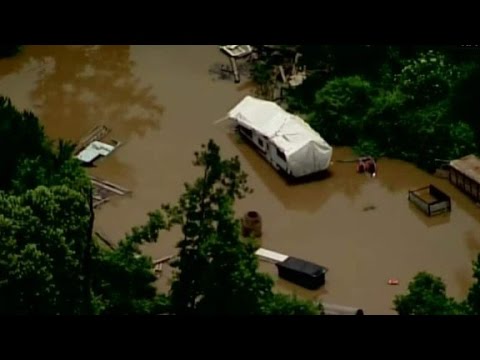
[228,96,330,155]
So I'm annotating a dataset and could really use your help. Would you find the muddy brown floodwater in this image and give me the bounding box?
[1,45,480,314]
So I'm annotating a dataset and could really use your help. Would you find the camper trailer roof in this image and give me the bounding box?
[228,96,331,156]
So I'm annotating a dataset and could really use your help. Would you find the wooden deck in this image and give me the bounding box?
[90,176,131,209]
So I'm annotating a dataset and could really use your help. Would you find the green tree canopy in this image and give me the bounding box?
[393,272,467,315]
[0,186,91,314]
[160,140,318,315]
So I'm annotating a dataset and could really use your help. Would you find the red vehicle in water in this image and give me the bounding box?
[357,156,377,176]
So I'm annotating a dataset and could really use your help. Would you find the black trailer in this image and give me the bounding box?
[275,257,328,290]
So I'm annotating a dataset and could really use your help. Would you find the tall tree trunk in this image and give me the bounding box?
[83,186,94,314]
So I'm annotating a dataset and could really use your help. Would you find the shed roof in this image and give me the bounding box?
[450,154,480,184]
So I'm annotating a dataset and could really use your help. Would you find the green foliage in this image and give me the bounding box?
[448,64,480,142]
[395,50,461,107]
[467,254,480,315]
[0,186,90,314]
[393,272,466,315]
[12,140,91,196]
[163,140,271,314]
[0,97,51,190]
[0,46,21,58]
[263,293,320,315]
[362,88,407,153]
[0,96,318,315]
[309,76,373,145]
[159,140,319,315]
[286,47,479,172]
[91,211,170,315]
[250,60,273,98]
[446,121,477,161]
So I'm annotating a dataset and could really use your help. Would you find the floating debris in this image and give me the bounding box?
[362,205,377,212]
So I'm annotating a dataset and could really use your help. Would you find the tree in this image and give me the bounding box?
[159,140,319,315]
[0,94,319,314]
[448,64,480,143]
[0,96,51,191]
[12,139,91,196]
[162,140,272,314]
[394,50,461,108]
[91,210,171,315]
[263,294,321,315]
[467,254,480,315]
[0,186,91,314]
[250,60,274,98]
[0,46,21,58]
[393,272,466,315]
[309,76,373,145]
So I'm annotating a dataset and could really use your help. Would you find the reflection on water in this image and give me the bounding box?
[0,45,163,142]
[408,203,452,228]
[1,45,480,314]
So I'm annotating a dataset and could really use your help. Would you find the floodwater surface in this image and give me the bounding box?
[1,45,480,314]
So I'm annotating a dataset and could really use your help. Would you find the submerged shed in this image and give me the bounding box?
[449,154,480,202]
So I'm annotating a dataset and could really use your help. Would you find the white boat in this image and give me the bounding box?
[219,45,253,58]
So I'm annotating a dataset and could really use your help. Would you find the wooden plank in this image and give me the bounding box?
[153,255,174,265]
[255,248,289,263]
[92,177,130,194]
[91,179,127,195]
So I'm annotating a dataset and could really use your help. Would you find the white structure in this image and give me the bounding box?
[76,141,116,164]
[219,45,253,58]
[255,248,289,263]
[228,96,332,178]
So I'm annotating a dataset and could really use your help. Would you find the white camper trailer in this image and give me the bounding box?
[228,96,333,178]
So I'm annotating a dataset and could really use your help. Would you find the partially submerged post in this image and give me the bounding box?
[219,45,253,84]
[229,56,240,84]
